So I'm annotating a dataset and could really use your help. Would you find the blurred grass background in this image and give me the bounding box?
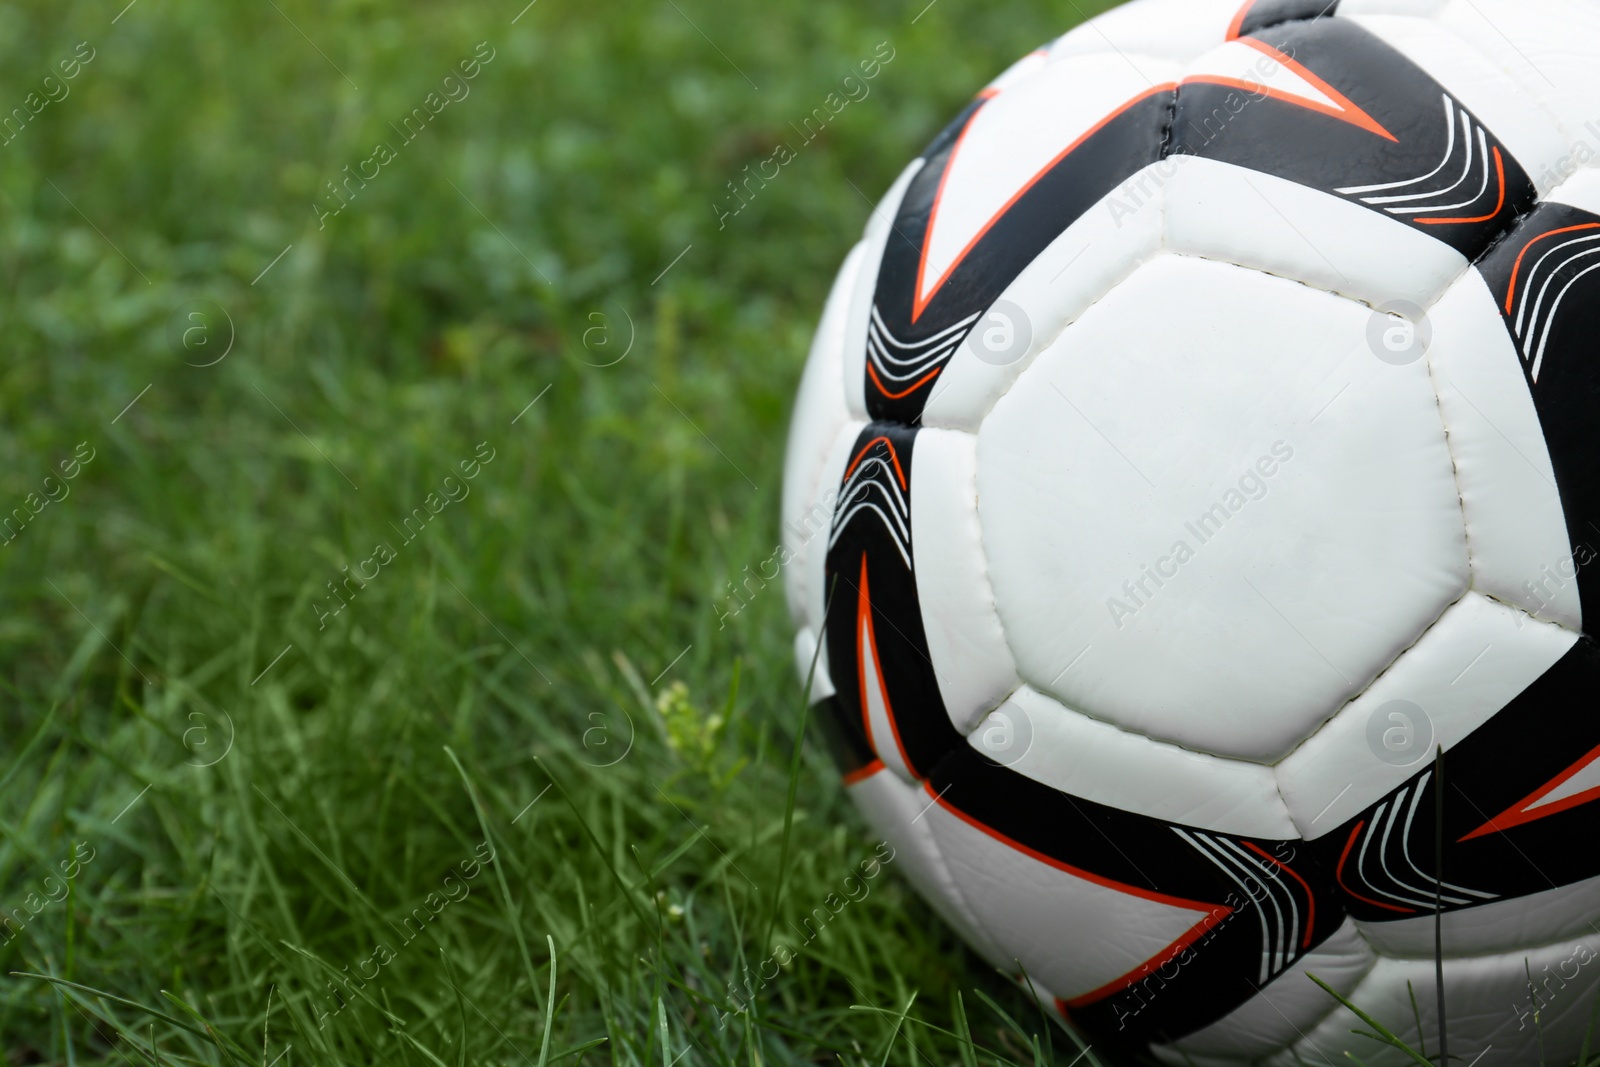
[0,0,1123,1063]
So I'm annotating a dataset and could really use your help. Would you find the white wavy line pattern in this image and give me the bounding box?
[829,447,913,569]
[1508,232,1600,382]
[1402,772,1498,901]
[867,304,980,388]
[1174,828,1304,984]
[1346,780,1498,912]
[1336,95,1497,218]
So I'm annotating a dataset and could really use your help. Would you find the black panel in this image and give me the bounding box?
[1475,202,1600,628]
[864,90,1171,424]
[1176,19,1535,261]
[1306,638,1600,921]
[925,745,1345,1045]
[822,425,964,776]
[812,695,877,781]
[1236,0,1341,38]
[860,17,1544,429]
[917,638,1600,1043]
[921,96,986,164]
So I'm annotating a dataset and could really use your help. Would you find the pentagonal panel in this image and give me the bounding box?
[786,5,1600,1065]
[908,429,1020,733]
[977,253,1467,761]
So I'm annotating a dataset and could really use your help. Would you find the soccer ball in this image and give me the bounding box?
[780,0,1600,1062]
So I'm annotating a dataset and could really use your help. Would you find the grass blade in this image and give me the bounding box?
[538,935,559,1067]
[761,575,836,958]
[1307,972,1433,1067]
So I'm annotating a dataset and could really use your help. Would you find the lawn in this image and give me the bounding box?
[0,0,1124,1063]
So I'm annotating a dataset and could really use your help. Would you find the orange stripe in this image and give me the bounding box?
[1183,74,1398,143]
[870,579,916,776]
[1225,0,1254,41]
[1243,841,1316,948]
[1062,908,1231,1009]
[843,435,908,488]
[923,780,1230,915]
[910,83,1178,323]
[842,759,885,787]
[855,555,878,754]
[912,97,994,324]
[923,779,1233,1008]
[1460,739,1600,841]
[1334,821,1417,914]
[1503,223,1600,313]
[1418,147,1505,225]
[1191,38,1397,142]
[856,557,916,776]
[867,360,943,402]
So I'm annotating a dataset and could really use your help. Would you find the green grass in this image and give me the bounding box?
[12,2,1593,1065]
[0,0,1126,1063]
